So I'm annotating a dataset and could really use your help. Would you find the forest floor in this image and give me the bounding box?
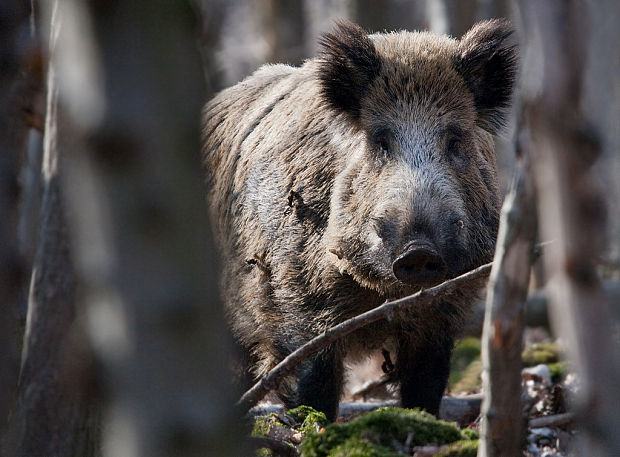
[250,326,576,457]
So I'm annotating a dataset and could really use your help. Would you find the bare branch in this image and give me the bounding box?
[237,261,493,412]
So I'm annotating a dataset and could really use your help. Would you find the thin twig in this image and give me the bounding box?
[237,261,493,412]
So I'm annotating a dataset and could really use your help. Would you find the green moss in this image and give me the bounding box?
[252,413,285,437]
[329,438,398,457]
[460,429,478,440]
[300,407,463,457]
[252,415,272,437]
[287,405,322,422]
[449,338,481,388]
[435,439,478,457]
[453,338,482,360]
[256,448,273,457]
[287,406,329,434]
[522,342,560,366]
[547,361,567,381]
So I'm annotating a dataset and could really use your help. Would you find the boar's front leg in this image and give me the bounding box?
[396,334,454,416]
[283,344,344,422]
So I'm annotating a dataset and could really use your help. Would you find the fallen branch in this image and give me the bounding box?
[529,412,574,429]
[249,395,482,427]
[237,262,493,412]
[250,436,299,457]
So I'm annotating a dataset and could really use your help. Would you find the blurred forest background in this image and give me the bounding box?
[1,1,619,457]
[204,0,620,253]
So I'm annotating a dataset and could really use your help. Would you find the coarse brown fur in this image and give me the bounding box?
[202,20,517,420]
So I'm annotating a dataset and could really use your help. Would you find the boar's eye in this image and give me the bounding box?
[372,129,392,157]
[446,137,460,156]
[378,137,391,156]
[445,129,470,170]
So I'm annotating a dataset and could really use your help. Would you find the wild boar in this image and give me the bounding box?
[202,19,517,421]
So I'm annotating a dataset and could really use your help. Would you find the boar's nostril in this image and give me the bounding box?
[392,244,447,287]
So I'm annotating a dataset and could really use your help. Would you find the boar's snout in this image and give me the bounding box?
[392,240,447,287]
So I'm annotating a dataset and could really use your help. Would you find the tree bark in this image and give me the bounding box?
[50,1,247,455]
[478,145,537,457]
[12,3,101,454]
[520,0,620,455]
[0,0,43,449]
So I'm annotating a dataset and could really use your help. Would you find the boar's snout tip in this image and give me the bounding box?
[392,241,447,287]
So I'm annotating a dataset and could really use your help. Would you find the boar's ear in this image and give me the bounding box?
[318,21,381,120]
[456,19,518,134]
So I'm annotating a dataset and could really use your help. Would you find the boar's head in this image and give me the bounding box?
[320,20,517,297]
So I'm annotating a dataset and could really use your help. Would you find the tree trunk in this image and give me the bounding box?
[49,1,247,455]
[195,0,226,95]
[352,0,427,33]
[256,0,306,65]
[520,0,620,455]
[443,0,478,37]
[478,145,537,457]
[304,0,354,56]
[0,0,43,449]
[11,3,101,454]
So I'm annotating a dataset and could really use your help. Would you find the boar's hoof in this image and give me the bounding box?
[392,242,447,287]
